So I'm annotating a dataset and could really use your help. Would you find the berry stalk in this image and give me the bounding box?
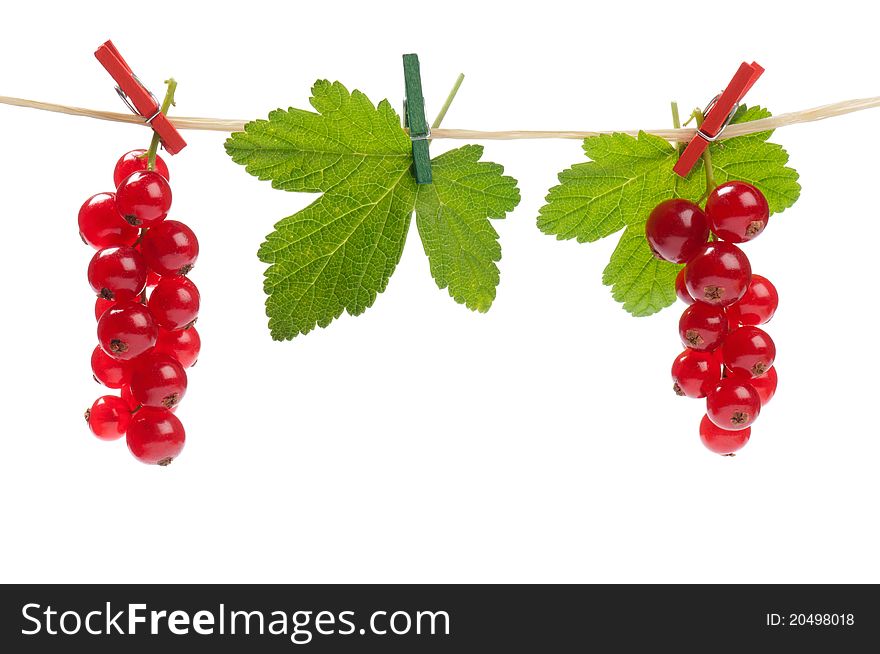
[146,79,178,172]
[687,108,717,196]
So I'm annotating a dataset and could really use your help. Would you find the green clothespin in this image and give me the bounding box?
[402,53,432,184]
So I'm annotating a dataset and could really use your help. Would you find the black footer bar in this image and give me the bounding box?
[1,584,876,651]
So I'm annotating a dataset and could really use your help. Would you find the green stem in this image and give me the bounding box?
[671,101,681,154]
[146,78,178,171]
[671,101,681,129]
[702,145,716,193]
[431,73,465,130]
[692,109,717,194]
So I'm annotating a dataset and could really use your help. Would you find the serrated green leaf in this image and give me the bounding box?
[415,145,520,312]
[539,106,800,317]
[226,81,520,339]
[225,80,412,194]
[226,81,416,339]
[602,225,680,316]
[538,132,697,243]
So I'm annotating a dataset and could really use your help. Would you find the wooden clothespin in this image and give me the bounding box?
[94,40,187,155]
[402,54,432,184]
[673,62,763,177]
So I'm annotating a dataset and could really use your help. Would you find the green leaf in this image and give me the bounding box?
[538,131,700,317]
[602,226,680,316]
[538,106,800,317]
[225,81,520,339]
[415,145,520,312]
[538,132,697,243]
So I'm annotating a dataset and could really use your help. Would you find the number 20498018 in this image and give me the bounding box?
[766,613,855,627]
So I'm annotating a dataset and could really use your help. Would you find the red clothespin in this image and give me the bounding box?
[94,40,186,155]
[673,62,763,177]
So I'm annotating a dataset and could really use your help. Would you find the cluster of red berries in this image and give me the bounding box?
[80,150,201,466]
[646,181,778,456]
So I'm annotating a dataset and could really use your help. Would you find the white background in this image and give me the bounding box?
[1,0,877,584]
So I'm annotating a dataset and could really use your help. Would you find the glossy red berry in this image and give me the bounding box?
[91,346,131,389]
[126,407,185,465]
[726,274,778,326]
[684,241,752,307]
[115,170,172,227]
[705,181,770,243]
[78,192,139,249]
[675,268,694,305]
[95,297,115,321]
[122,383,177,412]
[85,395,131,441]
[148,276,200,330]
[113,150,170,187]
[155,326,201,368]
[87,246,148,302]
[139,220,199,276]
[729,366,777,406]
[723,326,776,377]
[97,302,158,360]
[644,199,709,263]
[679,302,728,351]
[129,352,188,409]
[706,378,761,430]
[671,349,722,398]
[699,414,751,455]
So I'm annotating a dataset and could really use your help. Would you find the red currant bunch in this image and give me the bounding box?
[81,149,200,466]
[647,181,778,456]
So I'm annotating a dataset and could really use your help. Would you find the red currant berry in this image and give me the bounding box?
[87,246,147,302]
[729,366,777,406]
[148,276,200,330]
[78,192,139,249]
[139,220,199,276]
[671,349,722,398]
[126,407,185,465]
[122,381,177,412]
[95,297,115,321]
[675,268,694,305]
[699,414,751,455]
[115,170,172,227]
[97,302,158,361]
[155,326,201,368]
[85,395,131,441]
[722,326,776,377]
[644,199,709,263]
[91,345,131,389]
[705,181,770,243]
[726,274,778,326]
[678,302,728,351]
[129,352,188,409]
[706,378,761,430]
[684,241,752,307]
[113,150,170,187]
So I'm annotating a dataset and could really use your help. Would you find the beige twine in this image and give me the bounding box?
[1,94,879,141]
